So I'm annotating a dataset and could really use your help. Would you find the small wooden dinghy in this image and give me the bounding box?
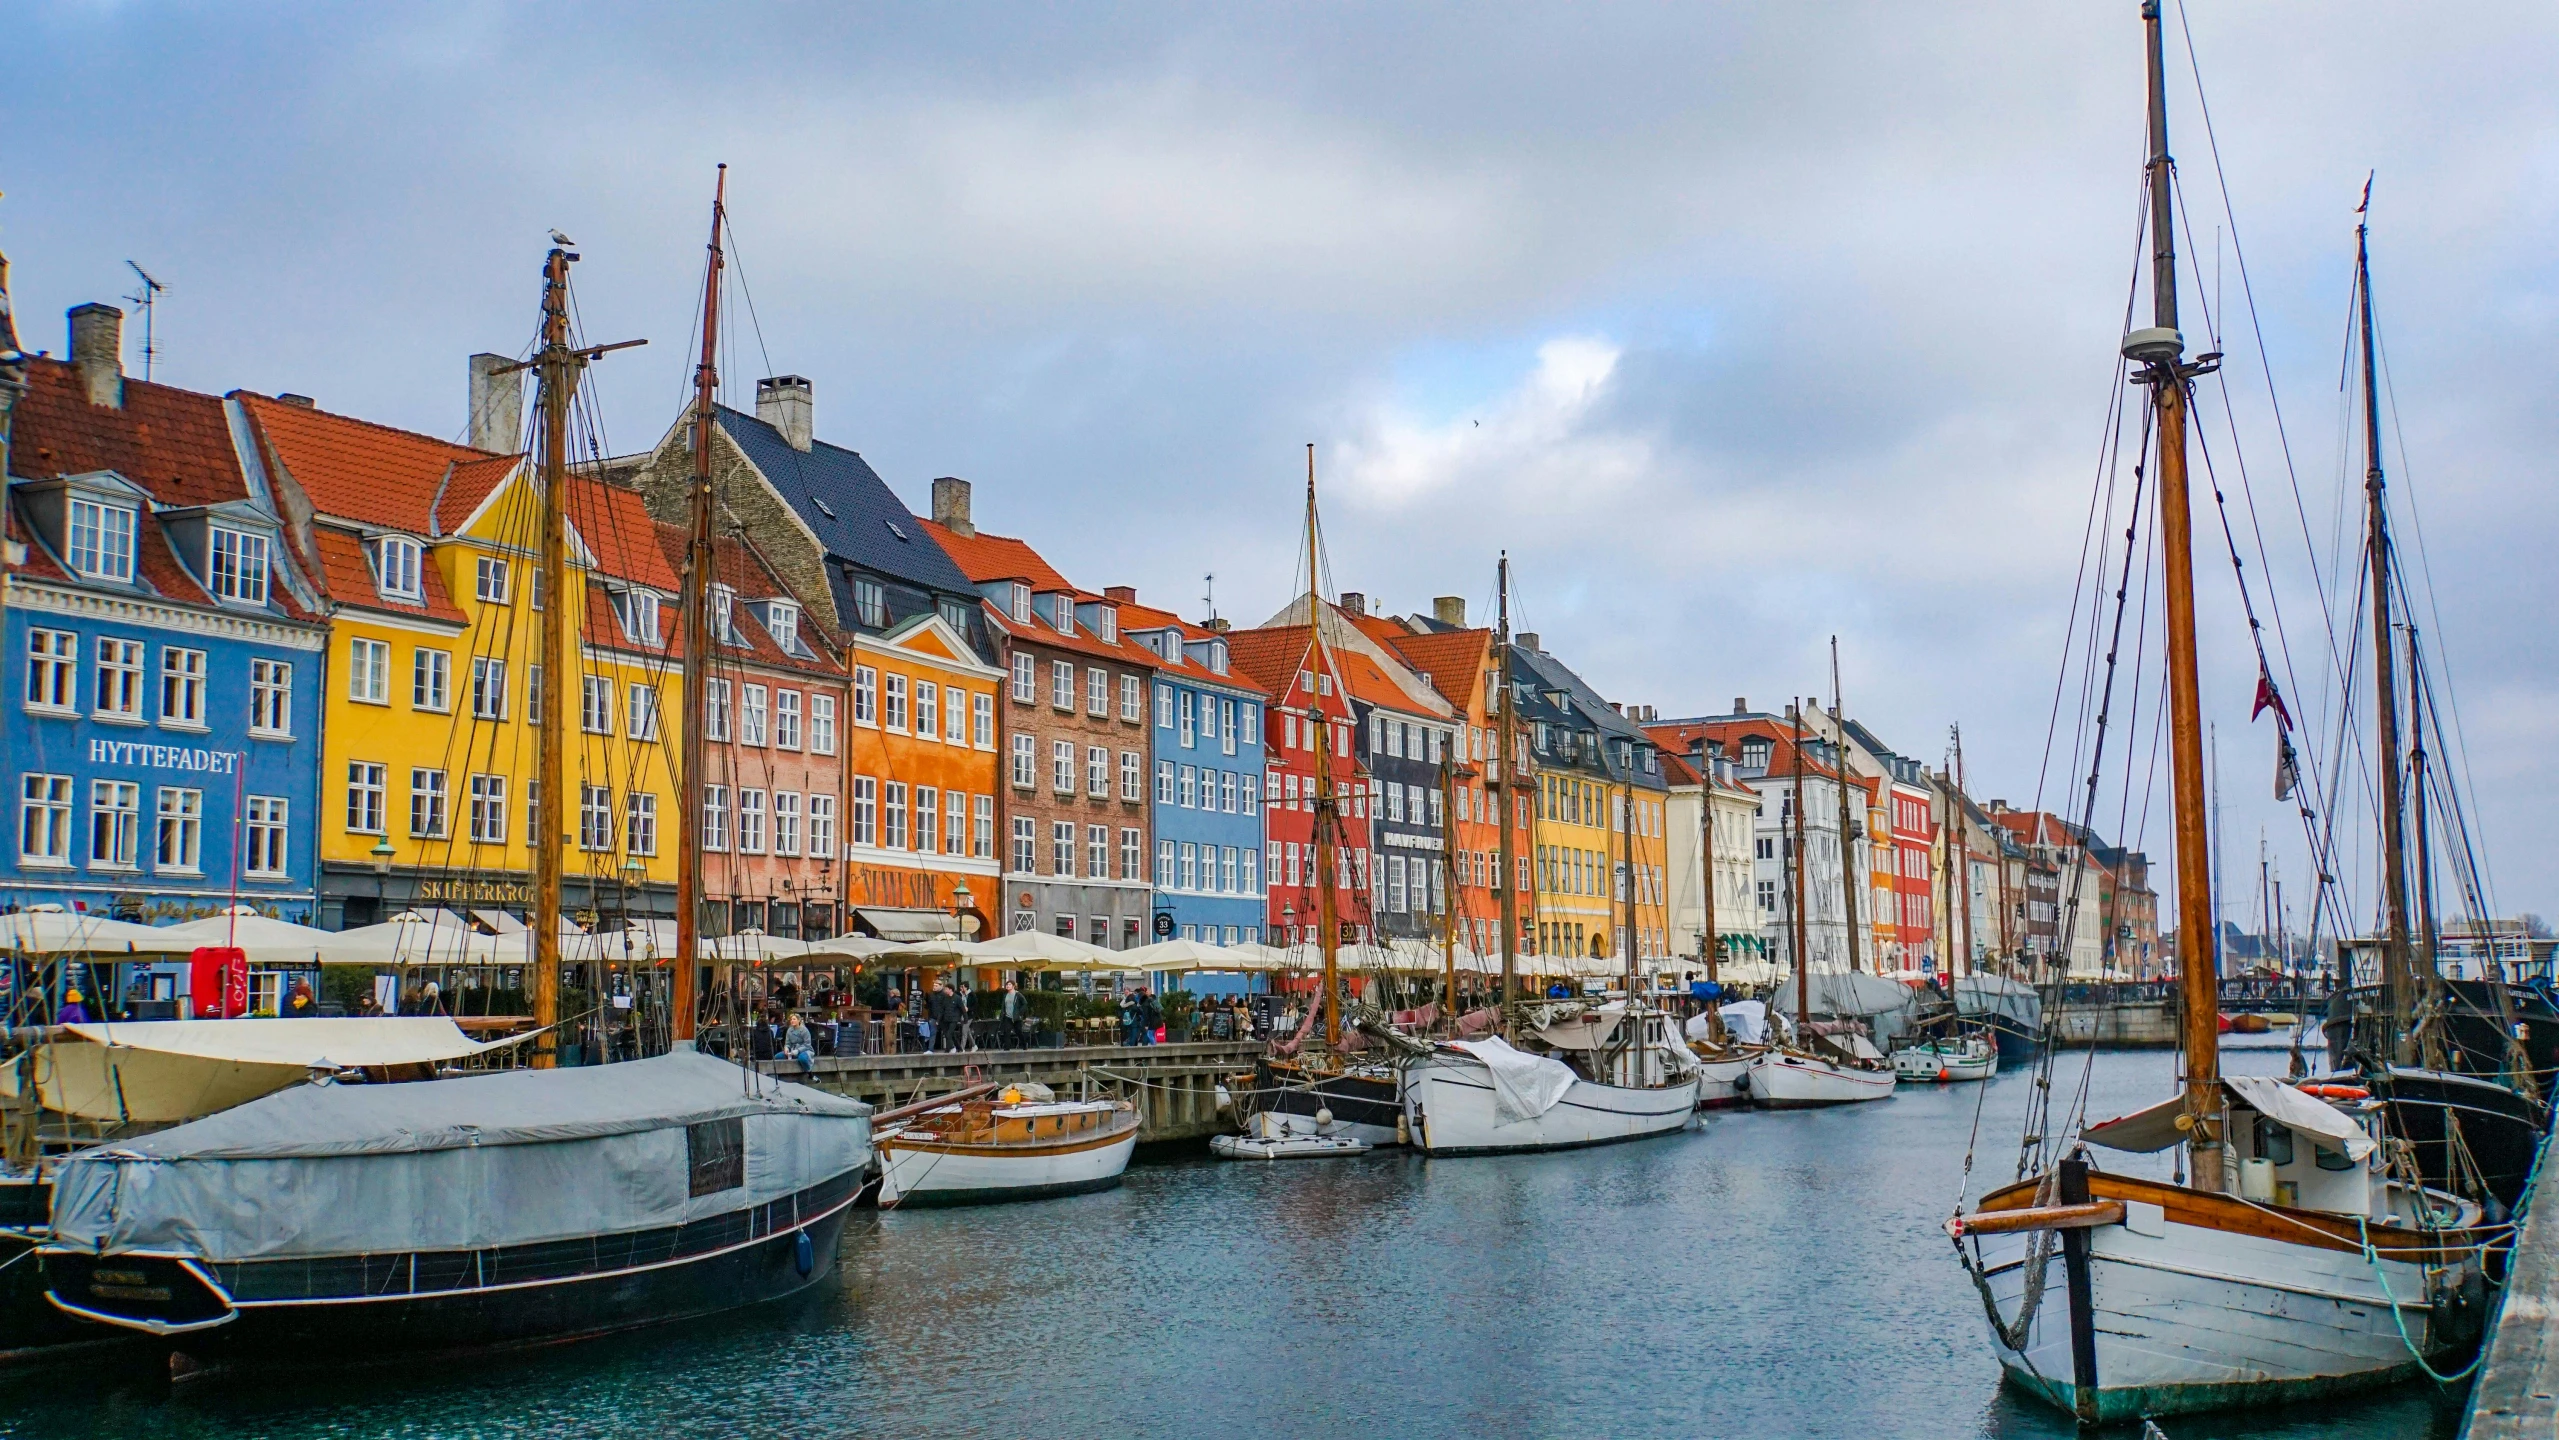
[876,1083,1139,1208]
[1209,1108,1373,1161]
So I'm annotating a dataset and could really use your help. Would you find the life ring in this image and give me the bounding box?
[2300,1083,2369,1101]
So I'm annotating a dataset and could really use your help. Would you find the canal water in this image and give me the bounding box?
[0,1047,2472,1439]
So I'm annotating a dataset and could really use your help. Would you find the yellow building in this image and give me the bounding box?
[244,396,684,930]
[1512,649,1673,969]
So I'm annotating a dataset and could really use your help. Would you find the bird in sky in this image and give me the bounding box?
[549,229,575,247]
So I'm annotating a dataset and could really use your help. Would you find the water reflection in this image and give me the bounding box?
[0,1046,2472,1440]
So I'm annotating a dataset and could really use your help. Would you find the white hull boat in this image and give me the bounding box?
[1748,1049,1897,1108]
[1403,1006,1703,1155]
[1211,1111,1372,1160]
[1953,1075,2487,1423]
[1694,1053,1757,1110]
[877,1097,1138,1208]
[1893,1035,1999,1083]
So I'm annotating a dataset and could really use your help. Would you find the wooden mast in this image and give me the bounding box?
[1699,742,1720,987]
[1951,724,1970,978]
[1790,700,1810,1033]
[1305,445,1341,1053]
[2408,624,2442,1055]
[2131,0,2224,1192]
[1440,729,1460,1027]
[1494,554,1520,1012]
[1830,637,1863,973]
[672,166,727,1049]
[529,247,576,1069]
[2355,215,2418,1067]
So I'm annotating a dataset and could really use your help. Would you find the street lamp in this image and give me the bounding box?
[370,837,395,875]
[951,879,977,938]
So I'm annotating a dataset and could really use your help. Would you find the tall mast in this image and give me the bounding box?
[1495,555,1520,1011]
[2408,625,2439,1029]
[1617,774,1633,995]
[1950,724,1971,979]
[1305,445,1341,1053]
[2357,215,2417,1066]
[529,247,577,1069]
[1699,742,1719,986]
[2130,0,2224,1191]
[1790,701,1810,1031]
[1440,736,1459,1027]
[672,166,727,1050]
[1830,638,1863,973]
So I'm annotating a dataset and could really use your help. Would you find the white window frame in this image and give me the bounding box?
[582,674,615,736]
[474,555,511,605]
[26,629,78,714]
[89,779,141,870]
[626,791,658,857]
[159,647,208,730]
[408,767,449,838]
[154,786,204,874]
[972,692,994,748]
[67,497,137,582]
[809,693,836,754]
[411,647,450,713]
[243,795,289,877]
[775,689,803,750]
[346,762,386,835]
[372,536,424,602]
[95,637,143,721]
[210,526,271,605]
[19,774,73,866]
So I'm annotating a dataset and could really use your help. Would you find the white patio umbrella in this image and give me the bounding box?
[155,907,340,964]
[801,934,904,962]
[0,907,184,955]
[322,913,495,966]
[959,929,1114,969]
[712,928,815,963]
[873,934,984,966]
[1116,937,1286,973]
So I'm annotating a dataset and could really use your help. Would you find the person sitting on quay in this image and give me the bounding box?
[782,1011,817,1074]
[282,980,319,1018]
[56,988,90,1025]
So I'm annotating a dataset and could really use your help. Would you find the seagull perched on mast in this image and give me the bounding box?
[549,228,575,248]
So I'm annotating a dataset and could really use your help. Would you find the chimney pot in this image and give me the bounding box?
[468,353,522,452]
[274,393,316,408]
[1733,696,1748,715]
[1204,617,1231,634]
[756,375,814,452]
[931,476,975,537]
[1517,632,1539,653]
[1104,585,1136,603]
[68,303,123,409]
[1432,595,1466,627]
[1339,591,1365,616]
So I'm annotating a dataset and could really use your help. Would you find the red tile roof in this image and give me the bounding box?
[6,359,246,509]
[237,391,504,534]
[1226,623,1429,717]
[1115,598,1269,698]
[310,524,468,624]
[649,520,844,681]
[918,519,1072,591]
[569,474,681,592]
[1371,626,1491,715]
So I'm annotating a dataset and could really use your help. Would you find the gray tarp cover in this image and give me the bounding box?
[1954,974,2042,1029]
[49,1052,873,1262]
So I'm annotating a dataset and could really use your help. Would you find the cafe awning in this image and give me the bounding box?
[855,908,967,943]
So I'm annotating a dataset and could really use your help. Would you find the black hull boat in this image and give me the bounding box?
[2370,1066,2545,1214]
[39,1053,872,1367]
[44,1174,860,1362]
[1249,1059,1404,1146]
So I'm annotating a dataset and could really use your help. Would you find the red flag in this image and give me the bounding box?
[2251,671,2292,731]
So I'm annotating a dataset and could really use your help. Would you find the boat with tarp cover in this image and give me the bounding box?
[39,1050,870,1362]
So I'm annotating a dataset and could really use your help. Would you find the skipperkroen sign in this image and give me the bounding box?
[87,739,244,774]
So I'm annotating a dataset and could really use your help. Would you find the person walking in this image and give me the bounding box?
[1119,987,1140,1047]
[1000,979,1029,1048]
[1136,986,1160,1047]
[927,980,962,1053]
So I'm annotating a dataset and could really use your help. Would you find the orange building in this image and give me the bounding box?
[837,605,1006,943]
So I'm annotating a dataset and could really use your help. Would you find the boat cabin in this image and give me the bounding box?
[2081,1073,2468,1227]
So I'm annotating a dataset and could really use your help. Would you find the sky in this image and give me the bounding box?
[6,2,2555,935]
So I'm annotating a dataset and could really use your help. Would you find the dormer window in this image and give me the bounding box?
[1049,595,1073,635]
[209,525,270,605]
[1209,641,1228,675]
[617,589,661,645]
[372,536,424,602]
[712,584,740,644]
[67,498,137,582]
[1009,582,1031,623]
[937,598,969,634]
[852,578,885,629]
[1741,738,1772,770]
[1097,606,1117,643]
[767,599,800,653]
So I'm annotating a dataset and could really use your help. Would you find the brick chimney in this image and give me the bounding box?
[68,303,122,409]
[1339,591,1365,616]
[1204,617,1231,634]
[756,375,814,452]
[1518,632,1539,653]
[1104,585,1136,603]
[932,477,975,537]
[1433,595,1466,627]
[1733,696,1748,715]
[469,353,522,452]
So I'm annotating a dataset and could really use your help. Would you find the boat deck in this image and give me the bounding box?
[759,1041,1262,1143]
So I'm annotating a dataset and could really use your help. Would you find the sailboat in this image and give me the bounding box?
[40,195,875,1364]
[1399,558,1704,1153]
[1948,8,2489,1421]
[1746,700,1895,1108]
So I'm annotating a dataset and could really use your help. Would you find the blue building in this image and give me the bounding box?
[1121,597,1267,964]
[2,314,328,960]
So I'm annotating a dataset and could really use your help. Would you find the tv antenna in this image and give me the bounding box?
[1202,572,1217,623]
[124,261,166,381]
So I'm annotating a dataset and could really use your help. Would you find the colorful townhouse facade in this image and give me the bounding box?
[1512,639,1669,965]
[1365,603,1513,961]
[628,376,998,943]
[1113,589,1268,948]
[1227,620,1371,949]
[1651,730,1765,970]
[920,485,1158,949]
[2,322,327,933]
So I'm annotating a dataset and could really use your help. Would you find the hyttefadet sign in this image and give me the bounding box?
[87,739,245,774]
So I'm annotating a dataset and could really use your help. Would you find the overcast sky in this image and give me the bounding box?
[9,3,2554,934]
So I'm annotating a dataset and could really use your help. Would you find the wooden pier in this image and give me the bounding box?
[2461,1124,2559,1438]
[759,1040,1264,1143]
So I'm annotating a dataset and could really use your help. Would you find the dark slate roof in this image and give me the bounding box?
[712,404,973,598]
